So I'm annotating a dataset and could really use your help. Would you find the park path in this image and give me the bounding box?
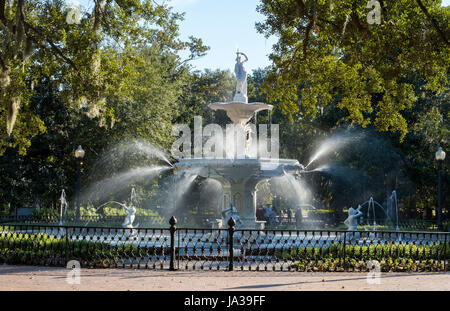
[0,265,449,291]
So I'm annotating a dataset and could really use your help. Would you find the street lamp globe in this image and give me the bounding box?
[74,145,85,159]
[435,147,446,161]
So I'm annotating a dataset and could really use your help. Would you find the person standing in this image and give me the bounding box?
[287,208,293,224]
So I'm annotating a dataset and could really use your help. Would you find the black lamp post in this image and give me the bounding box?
[435,146,446,231]
[74,145,85,222]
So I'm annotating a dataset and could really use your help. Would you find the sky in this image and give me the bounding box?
[167,0,277,73]
[76,0,450,73]
[75,0,276,73]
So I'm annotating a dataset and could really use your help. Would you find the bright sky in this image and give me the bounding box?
[75,0,450,73]
[168,0,277,73]
[170,0,450,73]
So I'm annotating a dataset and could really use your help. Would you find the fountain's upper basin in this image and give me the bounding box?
[209,101,273,125]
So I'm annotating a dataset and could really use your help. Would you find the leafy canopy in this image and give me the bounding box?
[256,0,449,140]
[0,0,207,154]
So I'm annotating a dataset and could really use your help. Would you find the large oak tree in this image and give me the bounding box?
[256,0,449,140]
[0,0,207,154]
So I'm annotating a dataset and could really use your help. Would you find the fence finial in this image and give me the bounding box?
[169,216,177,227]
[228,216,236,228]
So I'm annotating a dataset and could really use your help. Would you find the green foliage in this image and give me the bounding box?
[31,208,59,219]
[0,0,207,154]
[0,231,168,267]
[276,241,449,271]
[256,0,449,140]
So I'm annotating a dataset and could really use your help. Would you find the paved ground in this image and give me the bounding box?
[0,265,449,291]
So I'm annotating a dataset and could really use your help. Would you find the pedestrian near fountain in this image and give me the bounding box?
[287,208,293,224]
[256,205,265,221]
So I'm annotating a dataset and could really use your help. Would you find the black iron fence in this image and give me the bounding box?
[0,217,448,272]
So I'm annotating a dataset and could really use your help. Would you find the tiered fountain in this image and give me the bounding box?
[174,52,304,229]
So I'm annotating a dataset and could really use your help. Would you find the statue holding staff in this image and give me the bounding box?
[234,51,248,102]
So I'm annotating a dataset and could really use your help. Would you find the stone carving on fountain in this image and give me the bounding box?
[174,52,304,229]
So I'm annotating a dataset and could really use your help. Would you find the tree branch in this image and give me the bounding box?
[295,0,308,17]
[350,4,371,37]
[21,18,79,71]
[0,0,8,27]
[294,0,340,33]
[303,20,313,61]
[92,0,105,35]
[415,0,449,46]
[0,53,7,70]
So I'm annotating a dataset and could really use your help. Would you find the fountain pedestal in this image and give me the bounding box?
[174,158,302,229]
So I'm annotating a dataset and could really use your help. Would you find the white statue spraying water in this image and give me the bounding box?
[59,189,68,226]
[221,195,243,228]
[122,205,137,229]
[344,205,363,230]
[122,188,139,231]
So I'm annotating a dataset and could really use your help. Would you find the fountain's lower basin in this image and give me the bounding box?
[174,158,304,229]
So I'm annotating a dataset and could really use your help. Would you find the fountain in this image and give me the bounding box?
[59,189,68,226]
[173,52,304,229]
[387,190,400,230]
[356,196,397,230]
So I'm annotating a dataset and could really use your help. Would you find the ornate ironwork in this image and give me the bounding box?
[0,221,448,272]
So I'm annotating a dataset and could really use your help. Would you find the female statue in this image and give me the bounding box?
[234,51,248,101]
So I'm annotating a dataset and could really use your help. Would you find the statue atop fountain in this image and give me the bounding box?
[209,50,273,125]
[233,51,248,103]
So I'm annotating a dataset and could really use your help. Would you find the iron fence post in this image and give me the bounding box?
[228,217,236,271]
[65,226,69,265]
[342,231,347,271]
[76,159,82,222]
[444,233,447,272]
[169,216,177,271]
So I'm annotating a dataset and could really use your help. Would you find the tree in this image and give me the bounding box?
[0,0,207,154]
[256,0,449,140]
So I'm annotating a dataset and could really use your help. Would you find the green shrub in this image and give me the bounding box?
[0,230,168,268]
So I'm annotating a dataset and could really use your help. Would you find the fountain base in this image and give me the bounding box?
[174,158,304,229]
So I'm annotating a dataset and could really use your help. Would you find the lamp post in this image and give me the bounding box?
[74,145,85,222]
[435,146,446,231]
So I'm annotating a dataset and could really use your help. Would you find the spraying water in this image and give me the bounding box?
[92,139,172,172]
[159,168,201,215]
[81,165,171,204]
[59,189,68,225]
[129,140,172,167]
[271,173,311,206]
[306,132,357,168]
[130,187,138,206]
